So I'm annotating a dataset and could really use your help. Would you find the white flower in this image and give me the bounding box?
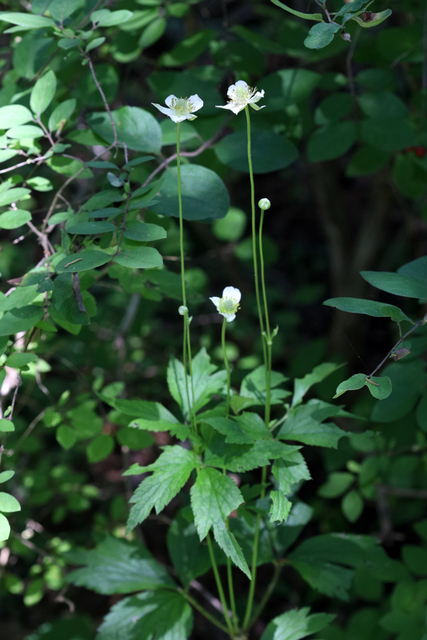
[152,94,203,123]
[216,80,265,115]
[210,286,241,322]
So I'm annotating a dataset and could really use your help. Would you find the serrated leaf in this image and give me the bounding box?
[240,366,290,407]
[66,536,174,594]
[269,491,292,524]
[96,591,192,640]
[213,520,250,578]
[205,434,297,472]
[204,412,270,444]
[292,362,343,406]
[272,450,311,495]
[190,468,244,541]
[261,606,335,640]
[277,399,347,448]
[126,446,198,533]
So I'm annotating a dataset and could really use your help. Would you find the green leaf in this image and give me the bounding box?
[240,366,290,407]
[272,451,311,495]
[113,247,163,269]
[0,470,14,483]
[0,513,10,541]
[292,362,343,406]
[30,69,56,115]
[110,398,188,440]
[304,22,341,50]
[341,490,364,522]
[261,606,334,640]
[212,520,251,579]
[215,129,298,174]
[86,36,105,53]
[97,591,192,640]
[277,399,347,448]
[91,9,133,27]
[0,419,14,433]
[167,349,226,420]
[402,545,427,576]
[365,376,392,400]
[139,17,167,49]
[190,467,244,541]
[87,107,161,153]
[361,118,416,152]
[204,412,271,444]
[0,492,21,513]
[159,29,216,66]
[324,297,413,323]
[333,373,366,398]
[6,124,44,139]
[371,360,427,423]
[288,535,363,599]
[123,221,167,242]
[0,187,30,207]
[56,425,77,450]
[0,12,55,29]
[0,209,32,230]
[48,0,82,21]
[361,270,427,299]
[86,435,114,463]
[167,508,212,587]
[67,221,116,235]
[358,91,408,120]
[5,352,37,369]
[151,165,230,222]
[55,250,112,273]
[0,305,44,337]
[269,491,292,524]
[48,98,76,132]
[353,9,392,28]
[270,0,323,22]
[307,121,357,161]
[318,472,354,498]
[126,446,198,533]
[66,536,174,594]
[190,468,250,577]
[205,435,297,473]
[0,104,33,128]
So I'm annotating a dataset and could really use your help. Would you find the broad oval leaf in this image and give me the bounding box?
[30,69,56,115]
[215,129,298,174]
[0,492,21,513]
[55,250,112,273]
[307,121,357,162]
[0,12,55,28]
[0,513,10,541]
[113,247,163,269]
[124,221,166,242]
[87,106,161,153]
[0,209,31,229]
[304,22,340,50]
[0,104,33,128]
[0,305,44,337]
[361,271,427,299]
[150,165,229,221]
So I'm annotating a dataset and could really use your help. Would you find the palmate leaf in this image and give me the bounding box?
[96,591,192,640]
[277,399,348,448]
[261,606,334,640]
[124,446,198,533]
[65,536,174,594]
[167,348,226,420]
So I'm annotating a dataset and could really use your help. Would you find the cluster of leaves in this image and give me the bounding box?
[0,1,427,639]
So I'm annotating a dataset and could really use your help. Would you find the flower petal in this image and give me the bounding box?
[222,286,241,302]
[152,103,174,117]
[188,94,204,111]
[165,95,178,107]
[210,296,221,310]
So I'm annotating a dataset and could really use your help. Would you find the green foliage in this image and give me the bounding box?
[0,0,426,638]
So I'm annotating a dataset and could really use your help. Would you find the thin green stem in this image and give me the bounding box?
[243,466,267,631]
[245,106,267,369]
[249,562,282,626]
[259,207,272,426]
[182,591,229,634]
[222,317,231,418]
[176,123,196,430]
[206,533,234,636]
[226,520,238,630]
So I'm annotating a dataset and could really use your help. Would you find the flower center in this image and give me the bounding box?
[231,85,256,105]
[221,298,236,312]
[170,97,192,114]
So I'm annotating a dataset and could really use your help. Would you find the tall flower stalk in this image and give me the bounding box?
[152,95,203,430]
